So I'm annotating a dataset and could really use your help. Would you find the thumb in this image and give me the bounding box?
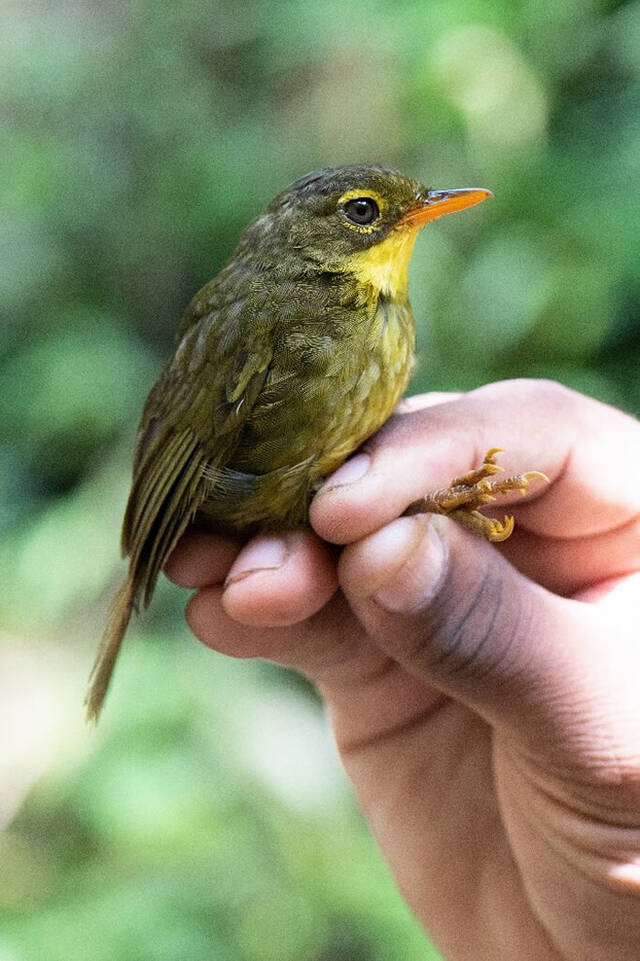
[338,514,606,764]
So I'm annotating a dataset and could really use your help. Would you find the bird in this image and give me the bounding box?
[86,163,543,721]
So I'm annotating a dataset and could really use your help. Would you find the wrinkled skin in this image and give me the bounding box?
[167,380,640,961]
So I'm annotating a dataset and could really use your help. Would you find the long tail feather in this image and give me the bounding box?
[86,428,209,722]
[85,577,136,722]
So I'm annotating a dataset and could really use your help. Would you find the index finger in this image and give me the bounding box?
[310,379,640,544]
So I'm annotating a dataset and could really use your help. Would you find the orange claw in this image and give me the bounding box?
[524,470,550,484]
[483,448,505,473]
[487,515,515,542]
[519,471,550,495]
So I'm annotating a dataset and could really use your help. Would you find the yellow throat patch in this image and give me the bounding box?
[346,227,419,300]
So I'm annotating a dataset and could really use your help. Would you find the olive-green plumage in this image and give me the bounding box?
[87,164,491,720]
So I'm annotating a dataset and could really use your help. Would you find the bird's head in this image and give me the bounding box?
[241,164,492,300]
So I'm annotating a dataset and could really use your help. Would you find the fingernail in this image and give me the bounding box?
[371,519,445,614]
[323,453,371,490]
[224,535,288,587]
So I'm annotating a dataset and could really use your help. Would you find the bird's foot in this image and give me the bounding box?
[404,448,548,543]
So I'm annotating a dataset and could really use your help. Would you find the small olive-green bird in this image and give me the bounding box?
[86,164,493,720]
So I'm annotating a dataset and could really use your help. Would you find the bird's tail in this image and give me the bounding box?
[85,576,136,723]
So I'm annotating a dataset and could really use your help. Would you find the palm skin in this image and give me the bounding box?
[168,380,640,961]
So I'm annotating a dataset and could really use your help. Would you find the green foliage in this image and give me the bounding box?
[2,0,638,958]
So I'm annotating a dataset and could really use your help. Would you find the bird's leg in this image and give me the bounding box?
[404,448,548,543]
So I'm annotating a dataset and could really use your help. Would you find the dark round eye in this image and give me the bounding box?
[342,196,380,226]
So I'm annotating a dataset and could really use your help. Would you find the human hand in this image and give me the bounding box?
[165,380,640,961]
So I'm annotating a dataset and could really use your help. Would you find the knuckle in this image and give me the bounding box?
[515,377,578,410]
[365,399,460,454]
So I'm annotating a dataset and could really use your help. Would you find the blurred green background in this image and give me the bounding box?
[2,0,639,958]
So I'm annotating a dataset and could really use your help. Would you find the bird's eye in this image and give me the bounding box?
[342,196,380,226]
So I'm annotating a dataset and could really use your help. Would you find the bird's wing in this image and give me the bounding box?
[124,311,274,604]
[86,305,273,721]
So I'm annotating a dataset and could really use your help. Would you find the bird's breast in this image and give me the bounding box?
[310,295,416,477]
[258,295,415,474]
[199,292,416,532]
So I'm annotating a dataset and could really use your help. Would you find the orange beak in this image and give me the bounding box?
[397,187,493,228]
